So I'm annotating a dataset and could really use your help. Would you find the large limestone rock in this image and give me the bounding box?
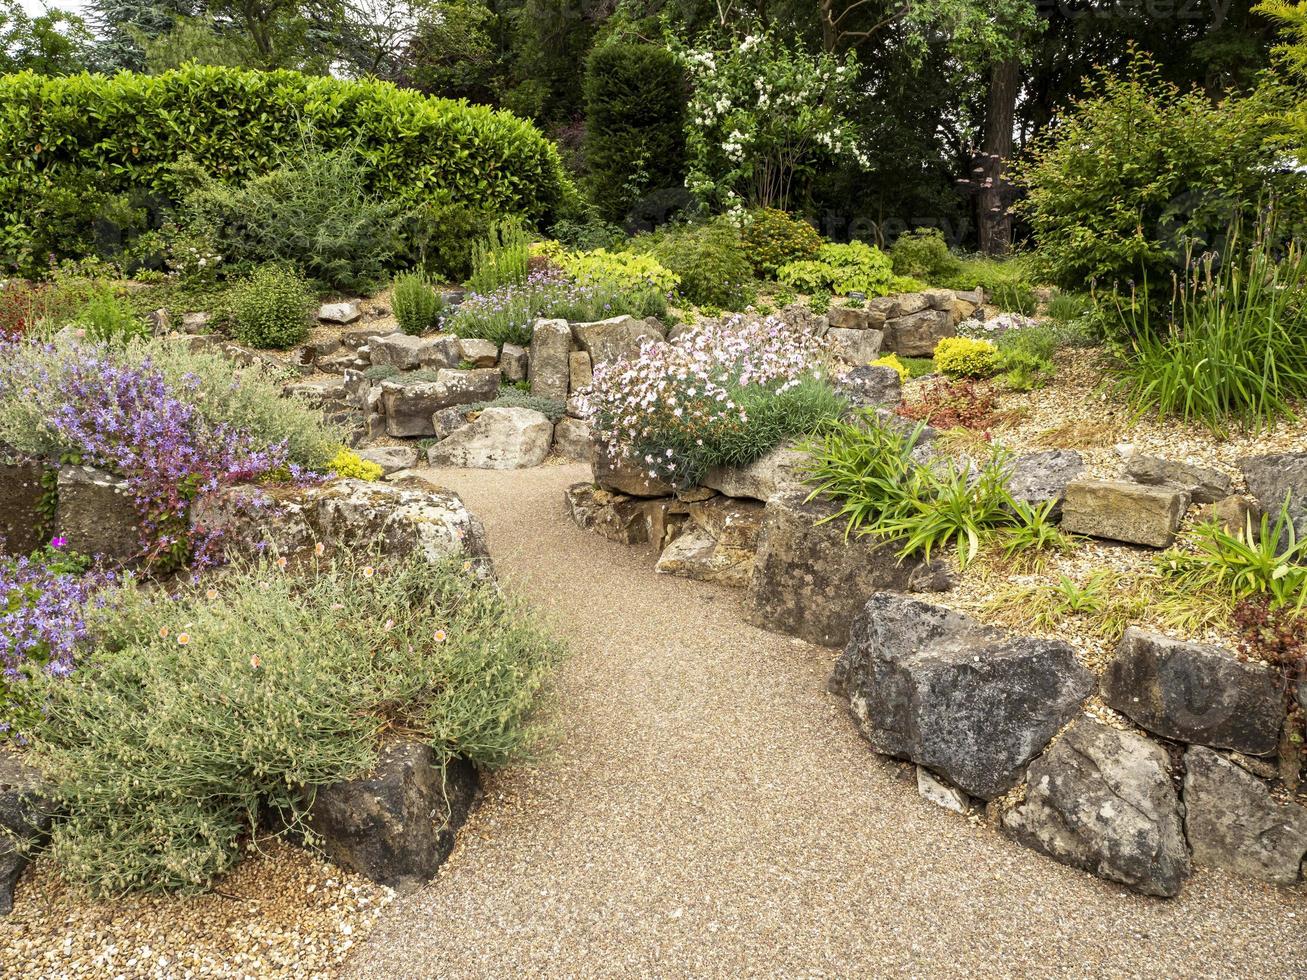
[569,351,593,391]
[457,338,498,367]
[318,301,361,324]
[0,461,47,556]
[828,306,886,331]
[826,327,883,365]
[563,482,650,545]
[499,343,528,382]
[1060,478,1188,548]
[0,753,53,914]
[831,365,901,410]
[380,370,500,437]
[747,491,951,648]
[193,478,489,567]
[1001,717,1190,897]
[368,332,460,371]
[1124,454,1231,505]
[306,741,479,892]
[1103,628,1283,757]
[593,443,674,498]
[570,315,663,367]
[1005,450,1084,517]
[55,465,140,561]
[701,443,807,502]
[655,497,765,587]
[1183,746,1307,886]
[425,407,552,470]
[883,309,953,357]
[831,594,1093,799]
[528,319,572,401]
[553,417,593,462]
[357,446,419,476]
[1239,452,1307,543]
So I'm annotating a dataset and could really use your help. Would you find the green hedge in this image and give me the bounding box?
[582,43,686,224]
[0,66,570,274]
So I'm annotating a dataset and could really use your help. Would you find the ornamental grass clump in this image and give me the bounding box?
[30,551,562,895]
[580,314,841,487]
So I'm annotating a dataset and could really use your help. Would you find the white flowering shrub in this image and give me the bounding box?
[579,315,843,486]
[678,33,870,212]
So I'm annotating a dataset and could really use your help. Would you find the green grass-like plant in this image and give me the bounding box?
[30,551,562,895]
[391,270,444,335]
[467,219,531,295]
[1111,228,1307,434]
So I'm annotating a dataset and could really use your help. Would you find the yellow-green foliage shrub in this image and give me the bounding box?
[559,248,679,293]
[933,337,1000,379]
[870,353,909,381]
[329,448,383,481]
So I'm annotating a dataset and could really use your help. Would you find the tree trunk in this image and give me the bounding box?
[977,58,1020,256]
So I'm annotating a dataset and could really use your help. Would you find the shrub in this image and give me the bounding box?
[30,552,562,893]
[582,43,687,223]
[995,326,1058,391]
[558,248,679,295]
[328,448,383,481]
[1111,227,1307,434]
[741,208,822,277]
[870,353,909,381]
[71,286,150,344]
[548,217,626,252]
[391,271,444,336]
[890,228,962,282]
[0,66,569,276]
[778,241,903,297]
[406,196,497,283]
[898,379,1006,430]
[933,337,999,379]
[0,337,308,566]
[0,553,111,739]
[467,220,532,295]
[647,220,755,310]
[226,265,315,350]
[181,140,408,293]
[1012,55,1298,291]
[581,315,838,487]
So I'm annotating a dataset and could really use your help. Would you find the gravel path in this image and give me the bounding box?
[346,463,1306,979]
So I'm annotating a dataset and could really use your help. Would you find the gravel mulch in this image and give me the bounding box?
[3,841,392,978]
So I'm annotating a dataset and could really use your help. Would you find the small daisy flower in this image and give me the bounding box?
[362,566,375,579]
[433,629,448,643]
[250,654,262,669]
[177,632,190,646]
[158,626,169,639]
[205,588,218,601]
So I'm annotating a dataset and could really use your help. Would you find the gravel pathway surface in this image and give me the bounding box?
[346,462,1306,979]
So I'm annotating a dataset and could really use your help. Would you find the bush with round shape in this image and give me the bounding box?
[742,208,822,277]
[647,220,755,310]
[890,228,961,282]
[0,66,570,276]
[227,265,315,350]
[933,336,1000,379]
[778,241,901,297]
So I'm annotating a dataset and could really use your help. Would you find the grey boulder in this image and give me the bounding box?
[1239,452,1307,543]
[1005,450,1084,517]
[832,365,901,410]
[425,407,553,470]
[1102,628,1284,757]
[1183,746,1307,886]
[1124,454,1231,505]
[1001,717,1190,897]
[831,594,1093,799]
[306,741,479,892]
[570,315,663,367]
[356,446,419,476]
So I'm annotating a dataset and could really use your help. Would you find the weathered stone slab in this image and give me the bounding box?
[1124,454,1231,505]
[1005,450,1084,518]
[552,417,593,462]
[0,461,47,556]
[1002,717,1190,897]
[1060,478,1188,548]
[831,593,1093,799]
[499,343,528,382]
[528,319,572,401]
[458,338,498,367]
[425,407,552,470]
[592,443,674,498]
[746,490,949,647]
[570,315,663,367]
[828,306,886,331]
[701,443,807,503]
[563,483,649,545]
[1183,746,1307,886]
[1103,628,1283,757]
[379,371,500,438]
[357,446,419,476]
[55,465,139,561]
[831,365,901,410]
[883,309,953,356]
[827,327,884,364]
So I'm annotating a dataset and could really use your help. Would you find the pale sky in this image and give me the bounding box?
[21,0,90,15]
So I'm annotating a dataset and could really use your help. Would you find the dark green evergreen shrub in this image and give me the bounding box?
[0,65,569,276]
[582,43,687,223]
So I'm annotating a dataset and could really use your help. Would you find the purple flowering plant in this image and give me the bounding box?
[0,339,295,568]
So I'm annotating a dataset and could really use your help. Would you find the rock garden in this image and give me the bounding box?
[2,9,1307,976]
